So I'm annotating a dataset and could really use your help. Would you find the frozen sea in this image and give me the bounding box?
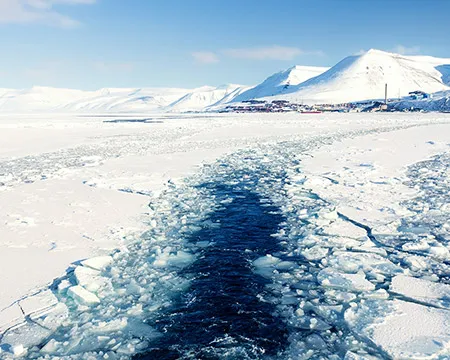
[0,113,449,359]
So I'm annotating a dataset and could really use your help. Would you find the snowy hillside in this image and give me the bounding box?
[204,85,253,110]
[233,65,329,102]
[60,87,191,113]
[0,85,251,113]
[166,84,249,112]
[0,86,93,112]
[263,49,450,104]
[0,87,195,113]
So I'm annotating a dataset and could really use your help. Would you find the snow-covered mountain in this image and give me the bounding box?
[233,65,329,102]
[0,86,92,112]
[1,49,450,112]
[0,85,248,113]
[0,87,195,113]
[60,88,191,113]
[262,49,450,104]
[165,84,250,112]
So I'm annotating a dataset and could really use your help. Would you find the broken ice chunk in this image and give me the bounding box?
[151,248,195,268]
[305,334,326,350]
[73,266,109,292]
[67,285,101,305]
[302,245,329,261]
[429,246,450,260]
[253,254,281,277]
[402,239,430,252]
[81,256,113,271]
[318,268,375,292]
[403,255,429,271]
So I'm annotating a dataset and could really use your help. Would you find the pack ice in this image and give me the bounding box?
[0,116,449,359]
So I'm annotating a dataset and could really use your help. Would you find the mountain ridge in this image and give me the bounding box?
[1,49,449,112]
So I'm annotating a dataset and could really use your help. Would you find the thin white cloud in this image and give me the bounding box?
[192,51,220,64]
[392,45,421,55]
[190,46,322,64]
[222,46,307,61]
[0,0,96,27]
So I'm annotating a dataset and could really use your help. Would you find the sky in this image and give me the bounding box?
[0,0,449,90]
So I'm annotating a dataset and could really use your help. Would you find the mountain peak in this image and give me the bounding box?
[232,64,329,102]
[366,48,385,54]
[358,49,398,59]
[271,50,450,104]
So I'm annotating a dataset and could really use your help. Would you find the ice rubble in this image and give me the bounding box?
[1,127,449,359]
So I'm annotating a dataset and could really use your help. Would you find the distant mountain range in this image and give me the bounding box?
[1,49,449,113]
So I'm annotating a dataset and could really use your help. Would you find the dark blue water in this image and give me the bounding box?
[134,183,288,359]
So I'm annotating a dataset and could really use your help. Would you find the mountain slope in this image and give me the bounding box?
[166,84,248,112]
[0,85,249,113]
[233,65,329,102]
[0,87,93,112]
[268,49,450,104]
[60,88,191,113]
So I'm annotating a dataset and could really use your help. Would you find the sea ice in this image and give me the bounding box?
[346,299,450,359]
[318,268,375,292]
[81,256,114,271]
[67,285,101,305]
[390,275,450,309]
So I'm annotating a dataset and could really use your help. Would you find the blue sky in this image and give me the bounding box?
[1,0,449,90]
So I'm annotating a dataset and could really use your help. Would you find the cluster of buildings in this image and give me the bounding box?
[219,88,433,114]
[220,100,360,113]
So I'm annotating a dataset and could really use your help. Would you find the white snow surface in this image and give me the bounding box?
[0,112,450,359]
[345,299,450,359]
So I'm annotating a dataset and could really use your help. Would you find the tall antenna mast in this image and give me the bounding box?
[385,83,388,104]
